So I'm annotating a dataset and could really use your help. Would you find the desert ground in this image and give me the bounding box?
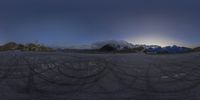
[0,51,200,100]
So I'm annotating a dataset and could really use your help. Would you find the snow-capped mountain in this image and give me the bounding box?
[145,45,192,54]
[91,40,192,53]
[92,40,137,50]
[92,40,160,50]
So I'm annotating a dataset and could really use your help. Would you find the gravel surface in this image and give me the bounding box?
[0,52,200,100]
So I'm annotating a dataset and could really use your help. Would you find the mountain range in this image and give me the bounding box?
[0,42,53,52]
[92,40,194,54]
[0,40,199,54]
[92,40,160,50]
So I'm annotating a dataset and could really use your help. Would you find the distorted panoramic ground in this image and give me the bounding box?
[0,51,200,100]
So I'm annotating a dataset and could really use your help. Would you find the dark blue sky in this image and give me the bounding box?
[0,0,200,47]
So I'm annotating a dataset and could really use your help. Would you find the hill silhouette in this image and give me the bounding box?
[0,42,54,52]
[193,47,200,52]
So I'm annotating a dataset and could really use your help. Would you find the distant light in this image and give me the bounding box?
[127,35,183,47]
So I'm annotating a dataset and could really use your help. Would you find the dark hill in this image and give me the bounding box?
[0,42,54,52]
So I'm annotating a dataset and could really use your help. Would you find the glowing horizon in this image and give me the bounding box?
[126,35,186,47]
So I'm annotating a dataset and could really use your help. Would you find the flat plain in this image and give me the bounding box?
[0,51,200,100]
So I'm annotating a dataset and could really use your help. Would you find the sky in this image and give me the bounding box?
[0,0,200,47]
